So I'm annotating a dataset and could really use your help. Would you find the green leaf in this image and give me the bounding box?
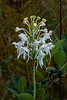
[61,33,67,49]
[60,33,67,58]
[42,94,49,100]
[18,77,27,93]
[36,88,45,99]
[7,87,19,96]
[30,70,45,80]
[51,39,65,56]
[60,46,67,59]
[35,70,45,80]
[5,56,13,67]
[12,74,19,89]
[63,47,67,58]
[6,87,21,100]
[18,93,33,100]
[54,50,66,68]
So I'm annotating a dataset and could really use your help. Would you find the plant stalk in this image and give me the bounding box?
[33,59,36,100]
[59,78,61,100]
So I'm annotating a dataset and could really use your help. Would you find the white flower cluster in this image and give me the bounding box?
[12,15,54,68]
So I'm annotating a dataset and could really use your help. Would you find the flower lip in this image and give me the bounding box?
[48,44,51,46]
[44,28,48,33]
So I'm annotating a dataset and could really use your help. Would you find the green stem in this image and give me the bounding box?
[33,59,36,100]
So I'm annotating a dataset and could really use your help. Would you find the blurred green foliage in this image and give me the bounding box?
[0,0,67,99]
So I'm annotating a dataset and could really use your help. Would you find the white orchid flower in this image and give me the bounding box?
[39,37,45,44]
[12,15,55,68]
[17,47,29,59]
[44,43,54,56]
[12,42,23,59]
[43,30,52,41]
[43,33,52,41]
[33,40,40,51]
[12,16,55,100]
[37,51,45,67]
[18,33,28,45]
[39,42,54,56]
[12,41,23,48]
[47,42,55,49]
[12,41,29,60]
[21,47,29,60]
[17,47,23,59]
[18,33,27,40]
[37,28,48,39]
[39,21,46,27]
[12,42,24,58]
[39,18,46,27]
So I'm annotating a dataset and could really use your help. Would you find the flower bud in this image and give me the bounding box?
[23,17,28,24]
[42,18,46,22]
[37,16,41,20]
[33,23,37,27]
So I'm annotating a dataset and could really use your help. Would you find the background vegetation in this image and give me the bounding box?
[0,0,67,99]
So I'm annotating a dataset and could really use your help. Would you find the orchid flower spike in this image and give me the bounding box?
[12,15,55,68]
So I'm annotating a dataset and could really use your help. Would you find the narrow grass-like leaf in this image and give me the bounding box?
[7,87,19,96]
